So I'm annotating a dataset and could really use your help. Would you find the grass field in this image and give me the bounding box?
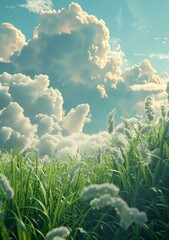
[0,109,169,239]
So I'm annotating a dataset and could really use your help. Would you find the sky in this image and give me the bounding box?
[0,0,169,157]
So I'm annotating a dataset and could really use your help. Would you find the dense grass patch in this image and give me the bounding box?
[0,118,169,239]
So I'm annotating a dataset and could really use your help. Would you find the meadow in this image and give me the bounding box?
[0,98,169,240]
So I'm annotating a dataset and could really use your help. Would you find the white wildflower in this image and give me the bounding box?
[111,147,124,164]
[151,148,160,157]
[120,207,147,229]
[115,122,133,140]
[81,183,119,201]
[81,183,147,230]
[140,125,153,135]
[0,174,14,199]
[137,141,151,165]
[69,163,80,183]
[47,237,65,240]
[90,194,114,210]
[112,132,129,149]
[134,210,147,225]
[112,197,128,215]
[46,226,70,240]
[120,207,136,230]
[96,147,101,163]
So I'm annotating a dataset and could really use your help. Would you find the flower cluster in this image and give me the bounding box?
[81,183,147,230]
[46,226,70,240]
[120,206,148,230]
[0,173,14,200]
[81,183,119,201]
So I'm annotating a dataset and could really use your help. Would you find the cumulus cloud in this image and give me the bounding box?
[62,104,90,134]
[130,82,166,92]
[37,131,111,158]
[0,72,63,121]
[0,72,110,158]
[113,59,169,119]
[0,23,26,61]
[35,114,54,136]
[0,3,126,132]
[19,0,53,14]
[97,85,107,98]
[150,53,169,61]
[123,59,163,86]
[0,3,169,158]
[0,102,37,150]
[11,2,124,91]
[123,60,168,97]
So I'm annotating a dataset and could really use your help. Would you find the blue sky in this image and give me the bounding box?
[0,0,168,156]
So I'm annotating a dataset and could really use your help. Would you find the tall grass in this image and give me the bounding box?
[0,117,169,239]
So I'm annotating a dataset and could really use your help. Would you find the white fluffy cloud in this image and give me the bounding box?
[0,23,26,61]
[123,59,163,86]
[130,82,166,92]
[118,59,168,118]
[19,0,53,14]
[0,3,169,158]
[62,104,90,134]
[0,72,110,157]
[12,3,124,93]
[0,102,37,150]
[150,53,169,61]
[97,85,107,98]
[37,131,111,158]
[0,72,64,122]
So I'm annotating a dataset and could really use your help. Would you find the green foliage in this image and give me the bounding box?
[0,117,169,239]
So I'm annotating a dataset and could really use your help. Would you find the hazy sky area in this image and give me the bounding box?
[0,0,169,157]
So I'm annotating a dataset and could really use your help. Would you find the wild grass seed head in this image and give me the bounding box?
[166,82,169,102]
[107,108,116,134]
[0,173,14,199]
[145,96,154,122]
[96,147,101,163]
[160,105,166,118]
